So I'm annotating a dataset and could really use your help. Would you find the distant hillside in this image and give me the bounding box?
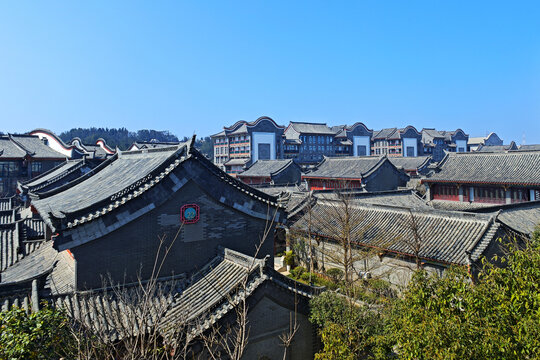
[59,127,179,150]
[58,127,213,159]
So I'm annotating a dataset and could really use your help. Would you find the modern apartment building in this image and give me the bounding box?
[421,128,469,161]
[210,116,285,175]
[212,118,496,171]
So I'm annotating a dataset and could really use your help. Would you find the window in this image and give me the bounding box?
[406,147,415,157]
[0,162,19,177]
[31,161,42,174]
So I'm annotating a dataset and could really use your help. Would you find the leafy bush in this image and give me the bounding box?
[389,236,540,359]
[284,250,295,267]
[0,304,75,359]
[325,268,344,283]
[290,266,305,279]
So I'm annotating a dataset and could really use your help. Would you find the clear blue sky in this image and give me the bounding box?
[1,1,539,143]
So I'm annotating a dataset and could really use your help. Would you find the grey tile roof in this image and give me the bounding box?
[229,123,248,135]
[0,136,27,158]
[373,128,399,139]
[425,151,540,185]
[476,142,518,152]
[388,156,431,171]
[1,240,54,283]
[464,200,540,235]
[224,158,250,166]
[9,135,66,159]
[32,145,186,229]
[19,159,92,195]
[239,159,295,177]
[291,200,501,265]
[303,156,386,179]
[22,219,45,240]
[316,189,431,210]
[428,200,496,211]
[31,138,283,237]
[289,122,336,135]
[519,144,540,151]
[421,129,445,145]
[130,141,181,150]
[0,245,319,342]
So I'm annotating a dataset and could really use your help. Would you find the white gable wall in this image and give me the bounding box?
[353,136,371,156]
[252,132,276,162]
[402,138,418,157]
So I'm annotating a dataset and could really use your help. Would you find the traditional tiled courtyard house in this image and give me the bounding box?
[302,156,409,191]
[210,116,285,175]
[0,134,67,196]
[237,159,302,186]
[371,126,423,157]
[421,128,469,161]
[289,193,513,287]
[423,151,540,209]
[388,156,432,177]
[468,132,503,151]
[0,139,318,359]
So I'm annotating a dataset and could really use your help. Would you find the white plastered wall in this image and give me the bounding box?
[252,132,276,162]
[402,138,418,157]
[30,131,72,157]
[353,136,371,156]
[456,140,467,152]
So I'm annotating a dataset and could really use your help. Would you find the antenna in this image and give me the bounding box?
[522,132,526,146]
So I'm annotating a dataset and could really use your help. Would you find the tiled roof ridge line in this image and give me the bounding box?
[317,198,496,220]
[0,266,54,290]
[32,153,120,200]
[362,155,393,178]
[20,159,84,187]
[465,215,499,262]
[303,229,457,267]
[270,159,294,177]
[65,146,189,229]
[224,116,285,132]
[222,247,267,270]
[466,199,540,213]
[7,134,33,156]
[23,161,86,193]
[191,148,282,208]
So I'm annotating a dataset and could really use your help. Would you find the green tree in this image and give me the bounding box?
[310,292,391,359]
[389,231,540,359]
[0,304,76,359]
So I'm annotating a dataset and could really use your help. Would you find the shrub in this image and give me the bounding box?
[284,250,295,267]
[0,304,76,359]
[326,268,344,283]
[290,266,305,279]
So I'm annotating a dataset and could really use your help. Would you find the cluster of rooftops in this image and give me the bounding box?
[0,126,538,356]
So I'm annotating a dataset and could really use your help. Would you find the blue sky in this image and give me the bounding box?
[1,1,539,143]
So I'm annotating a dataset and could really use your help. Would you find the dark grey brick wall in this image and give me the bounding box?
[72,179,276,289]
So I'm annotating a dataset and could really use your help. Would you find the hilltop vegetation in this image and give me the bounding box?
[59,127,179,150]
[58,127,213,159]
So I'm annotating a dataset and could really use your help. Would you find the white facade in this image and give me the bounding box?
[30,131,73,158]
[456,140,467,152]
[402,138,418,157]
[251,132,276,162]
[353,136,371,156]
